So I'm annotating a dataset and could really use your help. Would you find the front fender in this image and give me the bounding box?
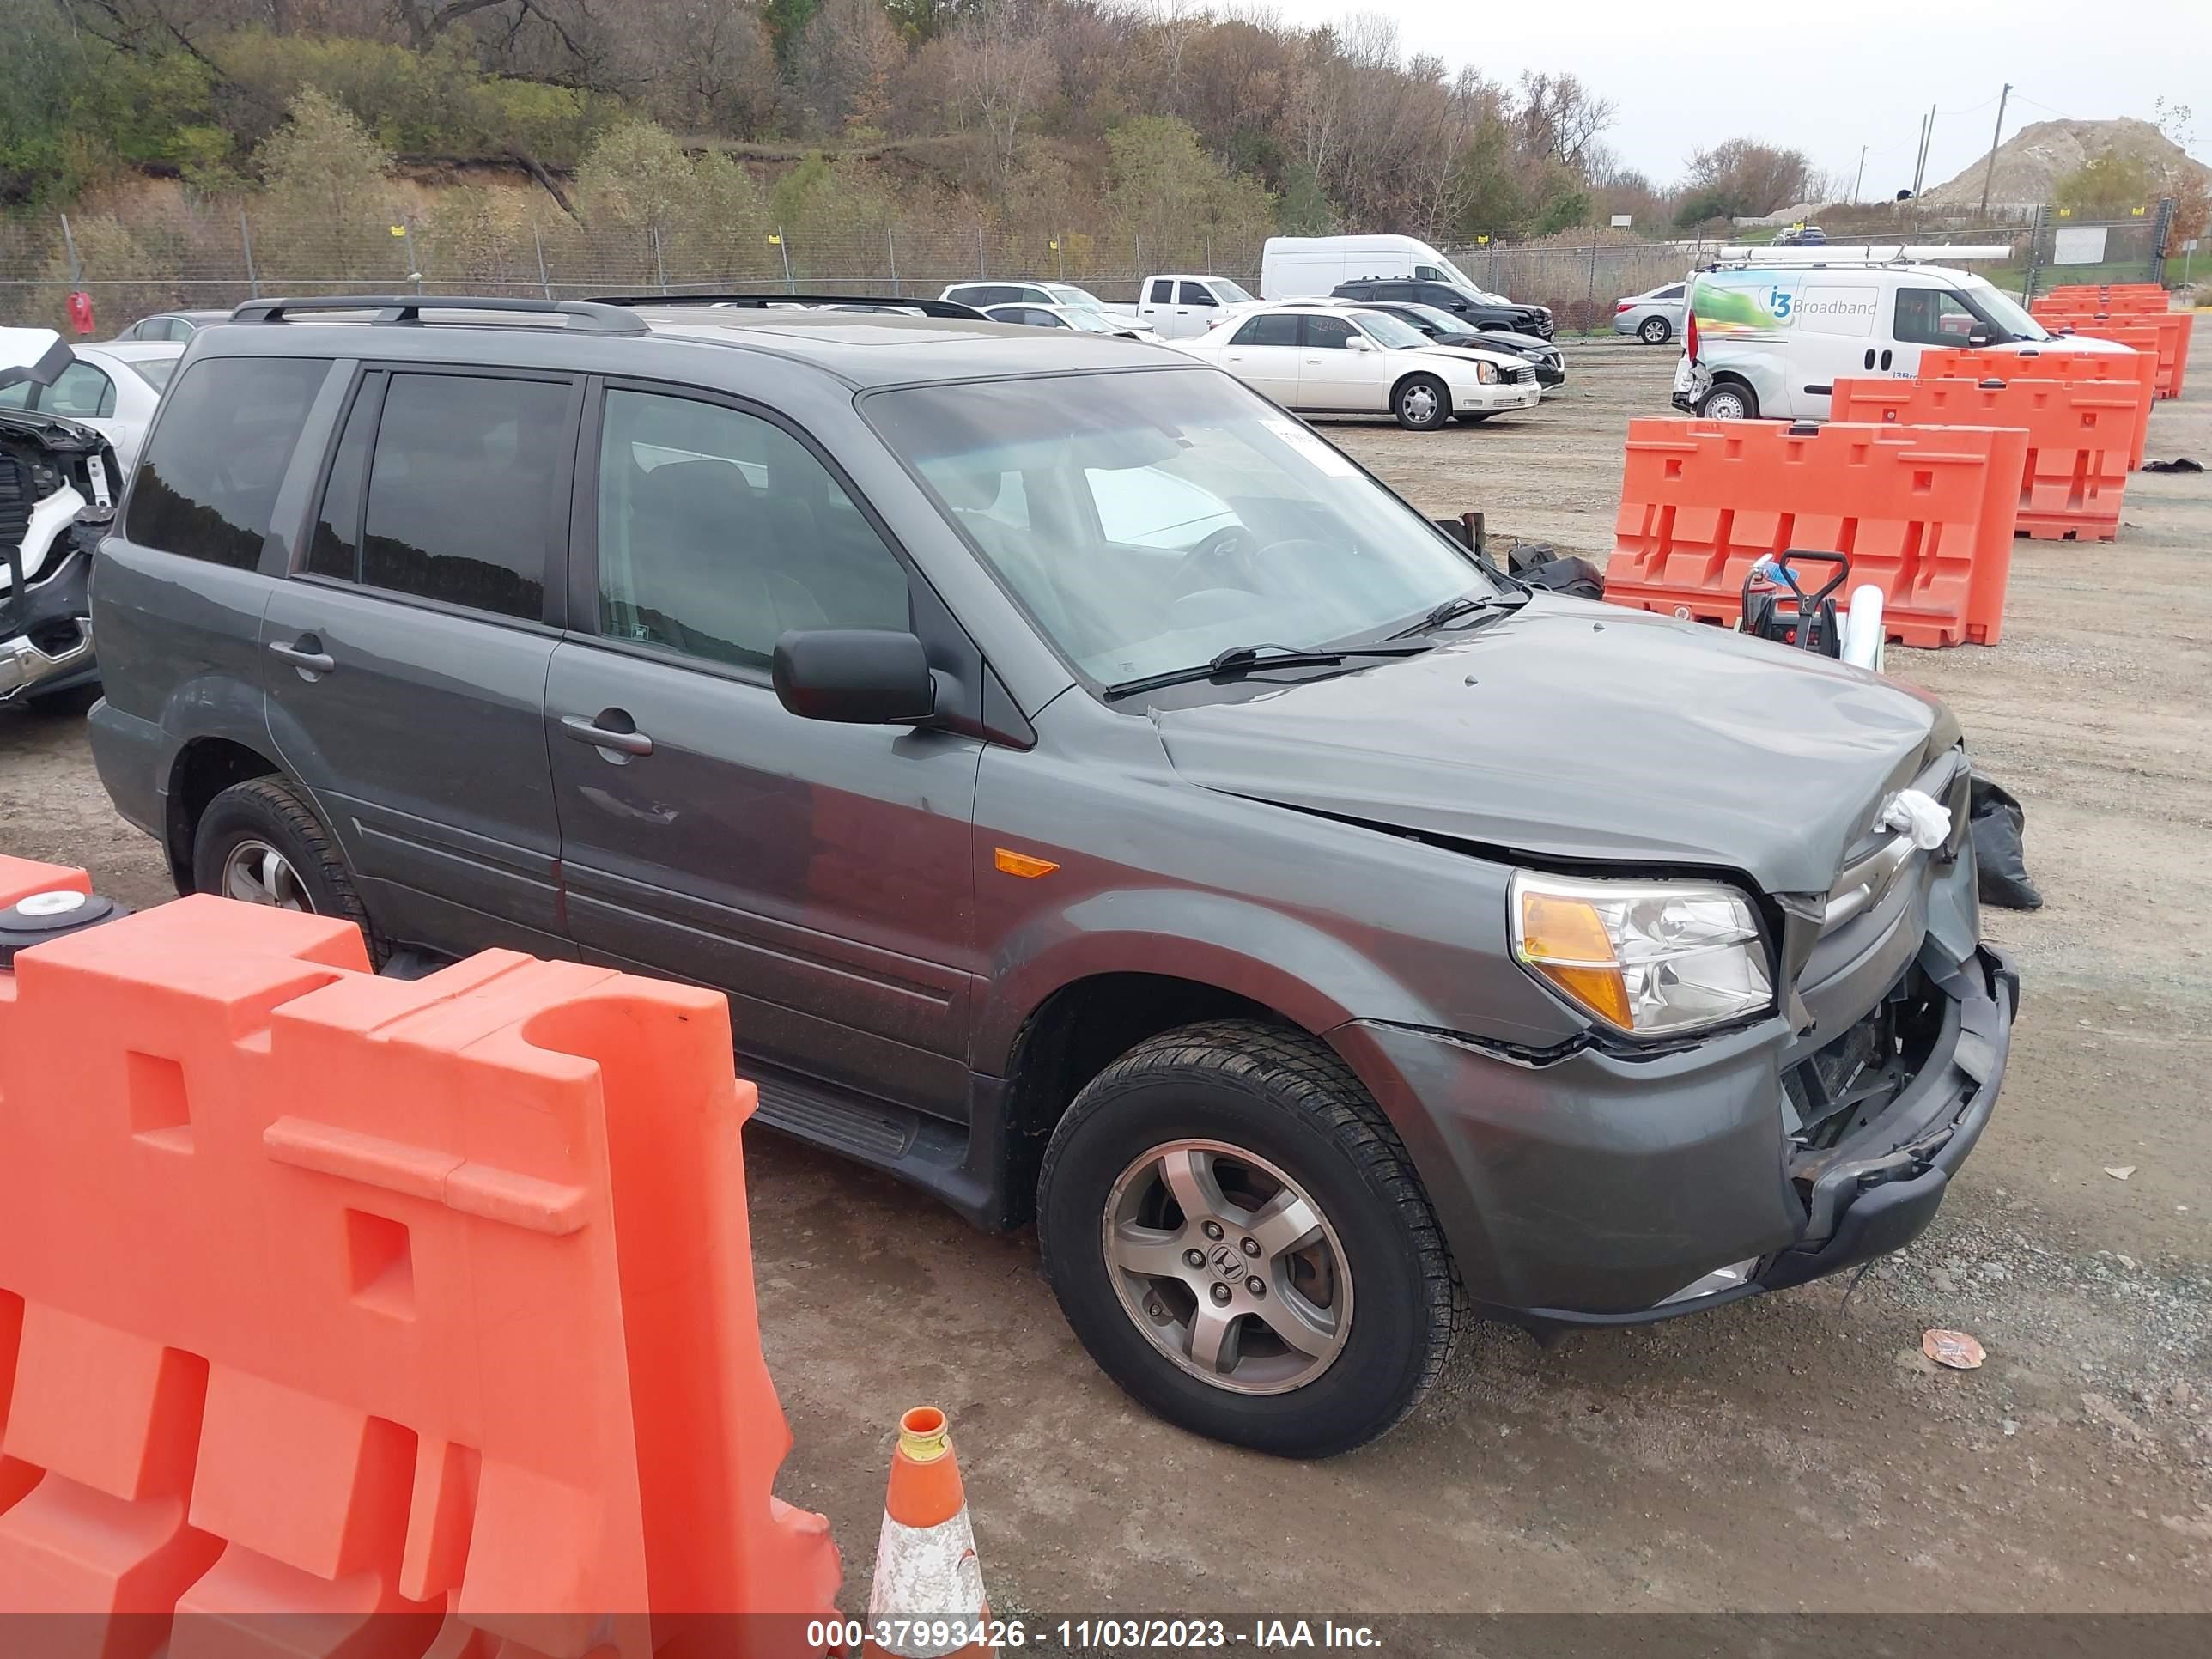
[972,885,1446,1073]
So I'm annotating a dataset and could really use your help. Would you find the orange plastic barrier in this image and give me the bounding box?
[2039,283,2166,313]
[1919,345,2157,471]
[0,871,840,1658]
[2036,313,2190,398]
[1607,418,2027,647]
[0,854,89,910]
[1832,375,2142,542]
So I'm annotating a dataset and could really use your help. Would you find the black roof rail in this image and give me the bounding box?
[227,295,649,334]
[588,291,989,320]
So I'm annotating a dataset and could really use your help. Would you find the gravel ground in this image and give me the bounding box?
[1,328,2206,1631]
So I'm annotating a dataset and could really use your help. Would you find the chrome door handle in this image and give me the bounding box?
[268,639,335,673]
[561,714,653,757]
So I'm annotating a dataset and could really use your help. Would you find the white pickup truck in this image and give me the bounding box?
[1130,274,1258,340]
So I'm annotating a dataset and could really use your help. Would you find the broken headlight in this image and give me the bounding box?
[1510,871,1774,1036]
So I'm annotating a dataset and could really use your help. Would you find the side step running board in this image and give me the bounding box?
[744,1060,1004,1227]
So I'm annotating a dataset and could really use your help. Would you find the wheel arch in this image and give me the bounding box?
[1389,367,1452,419]
[164,737,282,893]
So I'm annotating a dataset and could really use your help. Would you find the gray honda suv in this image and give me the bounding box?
[87,295,2016,1457]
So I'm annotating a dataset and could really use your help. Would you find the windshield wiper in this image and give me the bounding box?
[1103,641,1431,701]
[1394,589,1531,638]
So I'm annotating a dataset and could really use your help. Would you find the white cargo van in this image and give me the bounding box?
[1671,253,2130,422]
[1261,235,1480,301]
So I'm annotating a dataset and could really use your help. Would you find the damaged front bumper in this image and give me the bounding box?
[1334,922,2018,1327]
[1,540,98,704]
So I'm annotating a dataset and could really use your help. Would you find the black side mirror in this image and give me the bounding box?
[1966,326,1992,347]
[772,629,937,725]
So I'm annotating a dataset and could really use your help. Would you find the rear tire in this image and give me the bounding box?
[191,776,386,963]
[1697,381,1759,420]
[1639,315,1672,345]
[1392,374,1451,431]
[1036,1019,1462,1457]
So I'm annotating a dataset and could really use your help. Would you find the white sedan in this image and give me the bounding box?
[981,302,1164,343]
[1176,302,1539,429]
[0,339,183,479]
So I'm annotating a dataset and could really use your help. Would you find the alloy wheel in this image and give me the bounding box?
[1101,1139,1353,1395]
[220,839,313,911]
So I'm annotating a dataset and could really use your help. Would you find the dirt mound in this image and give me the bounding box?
[1922,117,2209,206]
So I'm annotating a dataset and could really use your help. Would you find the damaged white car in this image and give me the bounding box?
[2,327,122,708]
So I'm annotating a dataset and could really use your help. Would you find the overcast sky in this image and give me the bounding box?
[1244,0,2203,201]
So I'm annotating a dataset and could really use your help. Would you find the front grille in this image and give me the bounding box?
[1783,967,1942,1152]
[0,453,28,561]
[1509,364,1536,385]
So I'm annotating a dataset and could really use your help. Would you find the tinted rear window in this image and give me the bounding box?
[124,356,331,568]
[360,373,569,620]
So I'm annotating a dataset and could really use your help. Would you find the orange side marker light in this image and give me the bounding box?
[994,848,1060,878]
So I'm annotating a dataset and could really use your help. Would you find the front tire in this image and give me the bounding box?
[1392,374,1451,431]
[1036,1020,1462,1457]
[1454,411,1495,424]
[1639,315,1673,344]
[191,776,386,962]
[1697,380,1759,420]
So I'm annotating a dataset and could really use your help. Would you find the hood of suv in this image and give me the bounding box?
[0,327,74,396]
[1153,596,1955,895]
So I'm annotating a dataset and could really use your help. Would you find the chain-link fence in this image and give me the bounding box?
[2020,204,2175,302]
[2,202,2120,337]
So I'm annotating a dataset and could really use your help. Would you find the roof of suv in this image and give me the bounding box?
[187,301,1185,392]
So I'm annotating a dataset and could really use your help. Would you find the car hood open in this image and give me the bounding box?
[1153,595,1955,896]
[0,327,73,395]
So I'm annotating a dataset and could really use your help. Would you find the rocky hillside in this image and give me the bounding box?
[1923,118,2209,206]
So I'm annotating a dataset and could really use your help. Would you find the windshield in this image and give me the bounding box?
[1211,278,1255,304]
[1402,303,1473,337]
[1434,258,1476,289]
[1048,284,1108,310]
[126,357,178,389]
[866,369,1496,689]
[1963,278,2049,342]
[1351,310,1431,349]
[1061,309,1122,335]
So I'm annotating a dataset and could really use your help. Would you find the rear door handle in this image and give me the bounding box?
[561,713,653,757]
[268,639,336,674]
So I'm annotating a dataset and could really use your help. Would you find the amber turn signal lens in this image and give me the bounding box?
[1514,890,1633,1029]
[994,848,1060,879]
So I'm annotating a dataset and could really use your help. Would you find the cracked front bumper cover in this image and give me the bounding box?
[0,545,96,702]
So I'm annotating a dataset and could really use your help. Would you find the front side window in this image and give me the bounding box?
[1894,288,1981,347]
[124,356,331,568]
[1303,314,1358,349]
[43,362,115,419]
[868,368,1498,689]
[1178,282,1218,307]
[360,373,569,620]
[595,388,910,672]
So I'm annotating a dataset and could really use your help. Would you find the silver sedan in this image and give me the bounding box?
[1613,282,1687,345]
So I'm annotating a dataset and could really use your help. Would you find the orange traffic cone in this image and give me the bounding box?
[862,1407,994,1657]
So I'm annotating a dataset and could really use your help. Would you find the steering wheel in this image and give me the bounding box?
[1180,530,1340,598]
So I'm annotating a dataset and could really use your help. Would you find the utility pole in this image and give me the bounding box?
[1852,146,1868,205]
[1911,106,1936,199]
[1978,84,2014,216]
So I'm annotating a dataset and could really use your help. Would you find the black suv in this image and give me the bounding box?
[88,295,2014,1457]
[1332,278,1554,340]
